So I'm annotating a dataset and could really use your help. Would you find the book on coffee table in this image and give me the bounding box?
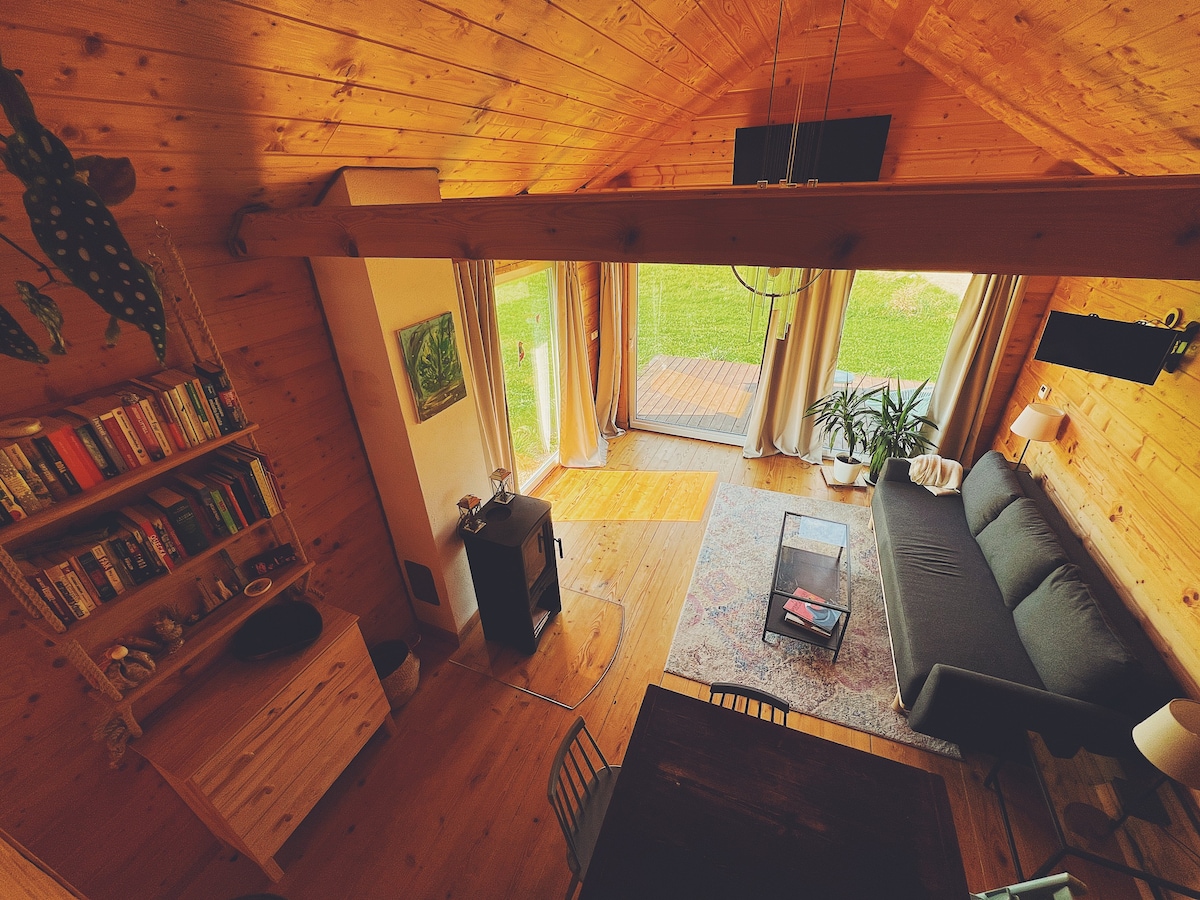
[783,595,841,636]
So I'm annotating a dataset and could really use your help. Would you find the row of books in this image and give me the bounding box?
[0,363,247,527]
[15,450,283,630]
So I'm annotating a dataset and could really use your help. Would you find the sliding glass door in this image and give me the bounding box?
[494,265,559,489]
[631,264,770,445]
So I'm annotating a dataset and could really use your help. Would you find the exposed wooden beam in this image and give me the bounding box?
[232,176,1200,279]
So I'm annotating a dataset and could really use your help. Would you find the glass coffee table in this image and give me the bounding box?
[762,512,851,661]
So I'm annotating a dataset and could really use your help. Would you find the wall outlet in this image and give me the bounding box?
[1038,384,1051,399]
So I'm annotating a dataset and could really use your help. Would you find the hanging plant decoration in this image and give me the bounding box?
[16,280,65,354]
[0,51,167,364]
[0,300,48,363]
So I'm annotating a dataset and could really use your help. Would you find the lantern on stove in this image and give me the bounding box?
[457,494,485,533]
[490,468,515,505]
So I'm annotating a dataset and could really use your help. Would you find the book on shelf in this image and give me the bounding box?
[114,390,166,461]
[0,450,42,515]
[147,486,211,555]
[54,410,122,479]
[116,507,175,572]
[0,476,28,523]
[126,378,189,452]
[143,372,200,447]
[200,475,244,534]
[205,468,257,527]
[35,558,91,621]
[30,434,83,496]
[2,443,55,509]
[121,385,176,457]
[88,543,127,597]
[12,437,70,501]
[35,416,105,489]
[216,445,282,516]
[61,399,130,475]
[136,503,187,566]
[193,359,247,434]
[104,526,158,584]
[214,461,268,520]
[158,369,219,441]
[68,547,119,604]
[14,558,73,627]
[171,474,226,538]
[105,404,151,467]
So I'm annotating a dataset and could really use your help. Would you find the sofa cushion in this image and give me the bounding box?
[976,498,1069,608]
[1014,565,1141,706]
[961,450,1023,536]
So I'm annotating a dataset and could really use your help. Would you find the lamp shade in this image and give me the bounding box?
[1010,402,1065,443]
[1132,699,1200,788]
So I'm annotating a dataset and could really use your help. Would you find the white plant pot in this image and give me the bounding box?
[831,455,863,485]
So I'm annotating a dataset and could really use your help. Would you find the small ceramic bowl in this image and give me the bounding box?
[243,577,273,597]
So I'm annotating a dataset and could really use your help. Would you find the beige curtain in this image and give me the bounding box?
[453,259,516,476]
[554,261,607,467]
[924,274,1027,464]
[595,262,628,440]
[743,269,855,460]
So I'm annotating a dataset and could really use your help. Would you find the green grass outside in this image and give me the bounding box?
[636,265,963,383]
[494,268,558,485]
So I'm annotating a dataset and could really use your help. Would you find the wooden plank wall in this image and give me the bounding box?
[993,277,1200,697]
[616,20,1082,188]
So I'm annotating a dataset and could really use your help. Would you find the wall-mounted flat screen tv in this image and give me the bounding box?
[1034,311,1179,385]
[732,115,891,185]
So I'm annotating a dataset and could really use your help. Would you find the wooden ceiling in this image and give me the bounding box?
[0,0,1197,258]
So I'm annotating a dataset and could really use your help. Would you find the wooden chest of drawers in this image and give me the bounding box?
[134,602,392,880]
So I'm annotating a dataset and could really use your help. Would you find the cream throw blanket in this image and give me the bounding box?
[908,454,963,495]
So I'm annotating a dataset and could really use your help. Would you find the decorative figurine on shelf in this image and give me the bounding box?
[490,468,515,505]
[457,494,485,534]
[103,644,156,690]
[94,714,133,767]
[154,610,185,654]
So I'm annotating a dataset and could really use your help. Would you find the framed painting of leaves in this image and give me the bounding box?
[397,312,466,422]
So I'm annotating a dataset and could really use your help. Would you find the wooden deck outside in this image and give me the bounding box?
[634,355,930,441]
[635,354,760,436]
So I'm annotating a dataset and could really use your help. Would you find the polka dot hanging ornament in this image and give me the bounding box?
[0,52,167,364]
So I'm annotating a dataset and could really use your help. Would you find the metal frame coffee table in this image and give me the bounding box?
[762,512,851,661]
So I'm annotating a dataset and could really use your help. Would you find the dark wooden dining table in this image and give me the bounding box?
[579,684,970,900]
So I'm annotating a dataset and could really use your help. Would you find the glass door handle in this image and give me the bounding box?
[555,538,563,558]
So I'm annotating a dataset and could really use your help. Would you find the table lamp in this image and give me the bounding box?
[1108,699,1200,829]
[1009,402,1065,470]
[1133,699,1200,789]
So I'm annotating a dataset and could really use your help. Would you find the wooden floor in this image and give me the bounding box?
[634,354,759,436]
[162,431,1150,900]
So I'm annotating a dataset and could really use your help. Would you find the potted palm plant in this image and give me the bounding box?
[864,379,936,483]
[804,382,880,484]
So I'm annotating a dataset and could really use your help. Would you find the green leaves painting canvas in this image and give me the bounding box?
[398,312,467,422]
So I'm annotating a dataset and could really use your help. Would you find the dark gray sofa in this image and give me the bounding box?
[871,450,1176,758]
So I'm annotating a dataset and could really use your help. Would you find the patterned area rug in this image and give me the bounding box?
[665,482,961,759]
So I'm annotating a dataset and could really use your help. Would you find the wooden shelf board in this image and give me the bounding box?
[63,515,280,655]
[113,560,314,709]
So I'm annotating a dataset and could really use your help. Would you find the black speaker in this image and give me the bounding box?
[733,115,891,185]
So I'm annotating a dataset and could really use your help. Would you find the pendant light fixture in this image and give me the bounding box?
[733,0,849,331]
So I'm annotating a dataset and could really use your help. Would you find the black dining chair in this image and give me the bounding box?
[709,682,790,725]
[547,716,621,900]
